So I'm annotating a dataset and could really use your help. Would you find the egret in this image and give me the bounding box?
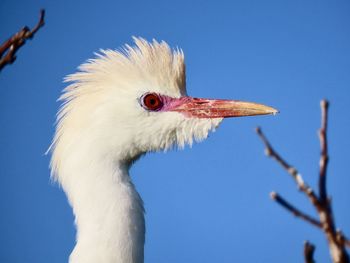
[49,37,277,263]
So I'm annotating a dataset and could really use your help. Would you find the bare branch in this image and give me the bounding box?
[319,99,329,203]
[0,9,45,72]
[304,241,316,263]
[256,101,350,263]
[256,127,319,207]
[270,192,322,228]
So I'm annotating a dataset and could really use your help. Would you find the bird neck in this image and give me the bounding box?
[63,151,145,263]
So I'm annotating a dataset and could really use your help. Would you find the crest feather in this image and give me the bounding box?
[48,38,187,179]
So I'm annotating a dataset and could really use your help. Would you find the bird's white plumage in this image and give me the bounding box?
[50,38,222,263]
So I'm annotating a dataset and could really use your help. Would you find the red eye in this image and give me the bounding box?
[141,93,163,111]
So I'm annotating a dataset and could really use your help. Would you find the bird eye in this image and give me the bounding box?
[141,93,163,111]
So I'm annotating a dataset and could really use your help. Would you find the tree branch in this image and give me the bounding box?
[256,127,319,207]
[256,101,349,263]
[0,9,45,72]
[319,100,329,203]
[270,192,322,228]
[304,241,316,263]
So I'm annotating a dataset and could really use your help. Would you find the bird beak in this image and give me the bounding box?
[169,97,278,118]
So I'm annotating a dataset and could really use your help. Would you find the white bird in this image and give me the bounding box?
[49,37,277,263]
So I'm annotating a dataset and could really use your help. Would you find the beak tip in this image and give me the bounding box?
[271,108,279,116]
[263,105,279,116]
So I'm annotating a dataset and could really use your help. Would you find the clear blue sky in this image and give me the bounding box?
[1,0,349,262]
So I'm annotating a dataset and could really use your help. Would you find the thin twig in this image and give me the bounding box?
[304,241,316,263]
[270,192,322,228]
[319,100,329,203]
[256,101,349,263]
[0,9,45,71]
[256,127,319,207]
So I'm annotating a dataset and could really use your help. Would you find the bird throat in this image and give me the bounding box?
[65,156,145,263]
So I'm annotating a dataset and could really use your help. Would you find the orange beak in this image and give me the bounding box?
[169,97,278,118]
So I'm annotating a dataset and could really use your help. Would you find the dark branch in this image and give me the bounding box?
[256,102,350,263]
[304,241,316,263]
[256,127,319,207]
[319,100,329,203]
[0,9,45,72]
[270,192,322,228]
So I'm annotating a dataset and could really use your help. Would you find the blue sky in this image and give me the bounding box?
[1,0,349,262]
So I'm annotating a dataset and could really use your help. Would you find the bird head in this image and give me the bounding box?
[51,38,277,172]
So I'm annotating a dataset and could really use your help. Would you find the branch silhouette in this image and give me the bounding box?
[0,9,45,72]
[304,241,316,263]
[256,100,349,263]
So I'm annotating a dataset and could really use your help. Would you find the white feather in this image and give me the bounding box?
[49,37,222,263]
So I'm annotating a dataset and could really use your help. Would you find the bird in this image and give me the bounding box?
[49,37,277,263]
